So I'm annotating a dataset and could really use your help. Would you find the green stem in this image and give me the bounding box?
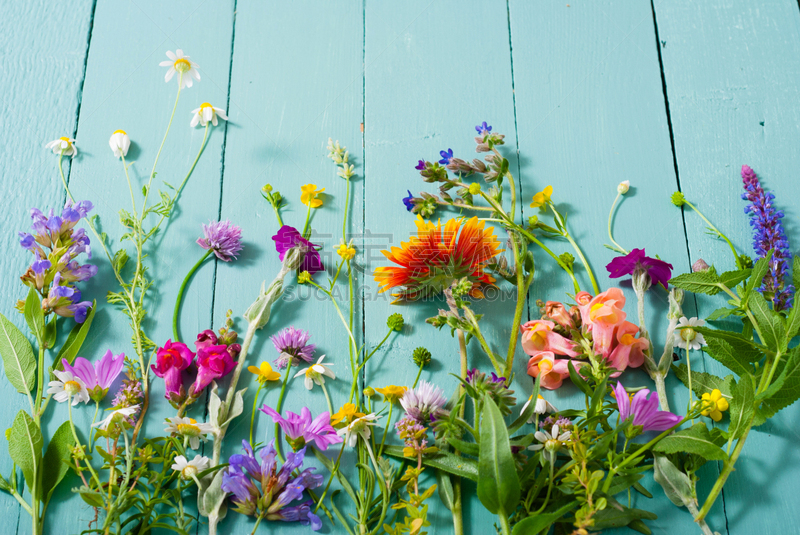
[606,192,628,254]
[516,226,580,293]
[250,514,264,535]
[89,401,100,452]
[249,382,264,446]
[498,508,512,535]
[172,250,212,342]
[34,345,44,424]
[302,202,312,238]
[378,403,393,456]
[504,235,527,379]
[321,381,334,415]
[463,307,502,374]
[549,201,599,294]
[142,72,183,214]
[314,440,346,514]
[412,362,424,388]
[120,154,137,218]
[67,396,102,488]
[274,362,293,463]
[684,200,740,268]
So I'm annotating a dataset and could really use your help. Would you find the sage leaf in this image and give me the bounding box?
[42,421,75,503]
[653,454,692,507]
[24,288,45,345]
[478,394,520,515]
[0,312,36,394]
[8,410,42,499]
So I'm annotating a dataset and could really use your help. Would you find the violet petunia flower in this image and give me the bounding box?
[270,326,315,369]
[606,248,673,289]
[402,190,415,212]
[614,381,682,432]
[197,220,243,262]
[741,165,794,310]
[259,405,343,451]
[271,225,324,274]
[151,340,194,403]
[192,344,236,394]
[62,350,125,402]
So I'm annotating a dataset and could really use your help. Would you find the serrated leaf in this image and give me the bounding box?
[42,421,75,503]
[755,347,800,423]
[8,410,42,499]
[728,377,755,440]
[54,302,96,370]
[652,423,727,460]
[668,271,722,295]
[511,501,576,535]
[742,252,772,305]
[748,291,785,351]
[0,312,36,394]
[653,454,691,508]
[719,269,751,288]
[478,395,520,515]
[24,288,45,344]
[672,363,734,398]
[706,307,736,321]
[704,337,753,377]
[693,327,763,362]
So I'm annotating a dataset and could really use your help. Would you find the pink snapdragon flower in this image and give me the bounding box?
[526,351,578,390]
[544,301,575,330]
[607,321,648,374]
[584,288,627,354]
[62,350,125,402]
[614,381,682,431]
[195,329,218,351]
[152,340,195,401]
[521,320,579,357]
[192,344,236,393]
[259,405,343,451]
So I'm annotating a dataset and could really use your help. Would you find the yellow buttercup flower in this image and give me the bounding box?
[247,362,281,384]
[530,185,553,208]
[337,240,356,260]
[331,403,365,426]
[301,184,325,208]
[700,389,729,422]
[376,385,407,403]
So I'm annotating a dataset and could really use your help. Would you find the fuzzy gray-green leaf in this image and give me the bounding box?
[42,421,75,503]
[0,312,36,394]
[8,410,42,499]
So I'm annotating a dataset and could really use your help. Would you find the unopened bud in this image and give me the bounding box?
[692,259,710,272]
[617,180,630,194]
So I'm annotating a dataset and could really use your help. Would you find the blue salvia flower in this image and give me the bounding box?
[741,165,794,310]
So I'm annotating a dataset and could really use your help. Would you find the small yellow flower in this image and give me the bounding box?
[331,403,365,426]
[337,240,356,260]
[376,385,407,403]
[301,184,325,208]
[700,389,729,422]
[530,185,553,208]
[247,362,281,384]
[297,271,312,284]
[468,182,481,195]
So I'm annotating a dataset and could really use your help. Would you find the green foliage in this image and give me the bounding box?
[748,291,785,351]
[383,446,478,482]
[8,410,42,499]
[742,252,772,305]
[41,421,75,504]
[477,395,520,516]
[728,377,755,440]
[672,363,735,398]
[0,312,36,394]
[703,337,755,377]
[23,288,45,345]
[668,270,724,295]
[755,346,800,423]
[53,301,96,370]
[511,501,576,535]
[652,423,727,461]
[653,455,691,508]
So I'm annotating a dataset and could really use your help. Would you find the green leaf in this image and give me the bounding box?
[435,470,455,511]
[668,271,722,295]
[652,423,727,461]
[755,347,800,423]
[509,375,540,433]
[313,447,357,504]
[706,307,737,321]
[591,500,657,530]
[8,410,42,499]
[43,316,57,351]
[383,445,478,481]
[220,388,247,429]
[742,252,772,305]
[748,291,785,351]
[0,312,36,394]
[446,437,479,457]
[719,269,751,288]
[24,288,45,344]
[672,363,734,398]
[728,377,755,440]
[704,337,753,377]
[652,455,691,507]
[477,395,520,515]
[786,304,800,340]
[198,469,227,521]
[511,501,577,535]
[568,360,591,396]
[54,302,96,370]
[606,473,644,496]
[693,327,763,362]
[42,421,75,503]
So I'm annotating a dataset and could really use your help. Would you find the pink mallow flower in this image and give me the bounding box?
[614,381,682,432]
[62,350,125,402]
[259,405,343,452]
[585,288,627,355]
[192,344,236,393]
[152,340,195,402]
[526,351,581,390]
[521,320,578,357]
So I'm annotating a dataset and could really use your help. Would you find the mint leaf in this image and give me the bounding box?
[748,291,785,352]
[672,363,734,398]
[704,337,754,377]
[728,377,755,440]
[652,423,727,461]
[668,271,722,295]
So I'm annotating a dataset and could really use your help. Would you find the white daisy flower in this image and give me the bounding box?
[190,103,228,127]
[171,454,210,480]
[337,413,379,447]
[45,137,78,158]
[294,355,335,391]
[159,49,200,90]
[164,417,215,450]
[47,369,89,405]
[529,424,571,464]
[109,130,131,158]
[674,317,707,351]
[521,394,556,423]
[92,405,139,431]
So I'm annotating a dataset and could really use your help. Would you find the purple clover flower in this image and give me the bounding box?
[741,165,794,309]
[402,190,415,212]
[271,326,315,368]
[271,225,324,274]
[606,248,673,289]
[438,148,454,165]
[400,380,446,424]
[475,121,492,135]
[614,381,682,432]
[197,220,243,262]
[259,405,342,451]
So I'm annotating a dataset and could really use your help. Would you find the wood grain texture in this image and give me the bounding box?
[654,0,800,533]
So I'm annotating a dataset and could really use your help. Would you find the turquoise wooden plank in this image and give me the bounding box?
[0,1,95,533]
[507,1,727,533]
[653,0,800,533]
[38,0,235,533]
[211,1,364,533]
[363,0,522,532]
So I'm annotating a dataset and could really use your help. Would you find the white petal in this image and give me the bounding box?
[165,69,176,83]
[534,431,548,443]
[293,368,306,379]
[305,376,313,390]
[159,60,173,66]
[190,114,200,127]
[166,50,177,61]
[175,49,183,58]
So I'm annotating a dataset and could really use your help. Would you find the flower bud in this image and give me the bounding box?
[544,301,574,330]
[671,191,686,206]
[412,347,432,367]
[262,184,273,193]
[297,271,311,284]
[692,258,710,272]
[387,313,405,331]
[617,180,630,194]
[363,387,376,397]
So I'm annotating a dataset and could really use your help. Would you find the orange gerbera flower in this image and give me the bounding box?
[374,216,503,300]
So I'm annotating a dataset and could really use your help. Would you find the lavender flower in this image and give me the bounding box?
[259,405,343,451]
[197,220,243,262]
[741,165,794,309]
[221,440,322,530]
[400,380,447,423]
[271,326,315,369]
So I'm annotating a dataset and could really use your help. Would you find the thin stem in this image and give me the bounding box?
[274,362,293,463]
[378,403,393,456]
[516,226,581,293]
[412,363,424,388]
[89,401,100,452]
[314,441,344,514]
[67,396,102,488]
[684,200,740,268]
[549,202,599,294]
[172,249,212,342]
[606,192,628,254]
[321,381,334,415]
[302,202,313,238]
[250,514,264,535]
[249,382,264,446]
[142,73,183,214]
[504,234,527,378]
[120,154,137,217]
[686,349,694,423]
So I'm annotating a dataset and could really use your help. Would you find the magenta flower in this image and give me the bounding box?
[61,350,125,402]
[271,225,324,274]
[259,405,343,451]
[192,344,236,393]
[197,220,243,262]
[606,248,673,289]
[195,329,218,351]
[614,381,682,432]
[151,340,195,402]
[271,326,315,369]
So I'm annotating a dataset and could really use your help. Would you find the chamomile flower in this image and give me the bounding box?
[190,103,228,127]
[529,423,571,464]
[674,317,707,351]
[92,406,139,431]
[521,394,556,423]
[47,369,89,405]
[171,454,210,480]
[46,137,78,158]
[164,417,214,449]
[337,413,379,447]
[109,130,131,158]
[159,49,200,89]
[294,355,335,391]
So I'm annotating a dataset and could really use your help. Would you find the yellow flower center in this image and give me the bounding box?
[64,380,82,394]
[177,420,201,437]
[174,58,191,73]
[59,136,72,147]
[113,129,127,136]
[181,465,198,480]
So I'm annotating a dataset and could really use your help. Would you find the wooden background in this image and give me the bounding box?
[1,0,799,533]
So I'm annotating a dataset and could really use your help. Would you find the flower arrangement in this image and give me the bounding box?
[0,49,797,535]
